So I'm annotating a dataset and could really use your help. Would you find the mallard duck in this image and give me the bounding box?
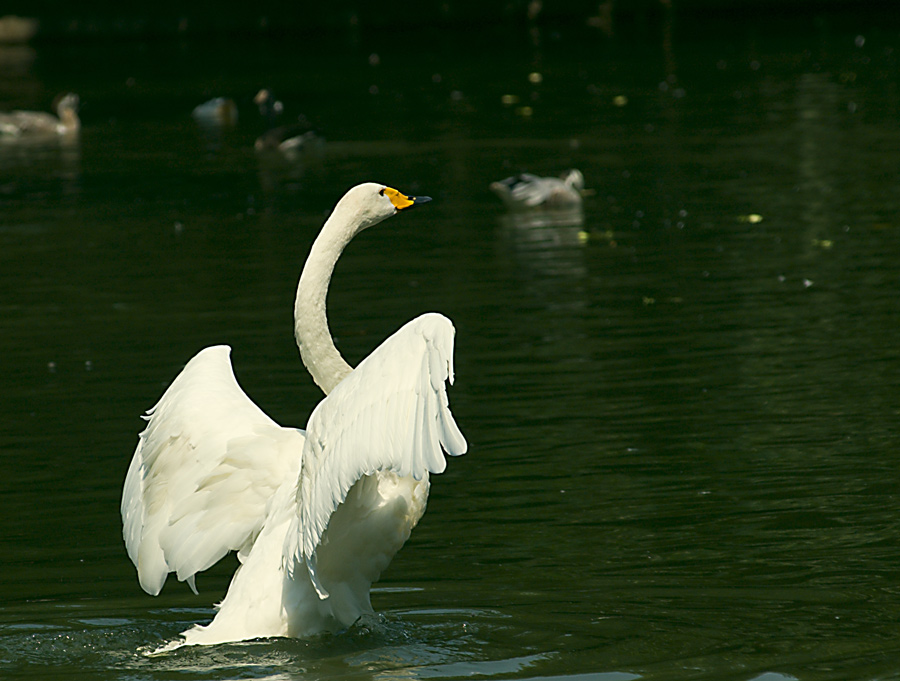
[0,93,80,139]
[253,88,321,155]
[490,169,585,209]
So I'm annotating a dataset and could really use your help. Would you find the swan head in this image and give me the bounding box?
[296,182,432,394]
[333,183,432,236]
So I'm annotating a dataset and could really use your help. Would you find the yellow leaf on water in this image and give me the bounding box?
[737,214,764,223]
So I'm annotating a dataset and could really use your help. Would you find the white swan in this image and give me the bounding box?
[490,169,585,209]
[0,93,80,139]
[121,183,467,651]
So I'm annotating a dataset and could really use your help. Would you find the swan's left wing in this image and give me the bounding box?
[285,312,467,592]
[122,346,304,596]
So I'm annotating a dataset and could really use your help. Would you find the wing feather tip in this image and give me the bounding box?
[306,555,330,599]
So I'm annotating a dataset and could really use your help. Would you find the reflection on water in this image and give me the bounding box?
[499,209,587,279]
[2,9,900,681]
[0,45,35,74]
[794,71,843,251]
[0,136,81,200]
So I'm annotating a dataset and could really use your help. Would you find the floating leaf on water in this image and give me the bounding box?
[737,214,764,223]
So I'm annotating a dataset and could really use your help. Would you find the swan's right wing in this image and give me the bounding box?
[121,345,304,596]
[285,313,467,593]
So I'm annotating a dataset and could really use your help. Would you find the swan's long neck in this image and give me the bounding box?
[294,206,362,395]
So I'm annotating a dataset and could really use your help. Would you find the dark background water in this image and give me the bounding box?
[2,7,900,681]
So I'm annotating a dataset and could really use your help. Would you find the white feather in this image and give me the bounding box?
[121,345,303,596]
[287,313,466,594]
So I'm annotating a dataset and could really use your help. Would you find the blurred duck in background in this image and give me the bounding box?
[191,97,238,127]
[0,15,38,43]
[490,169,586,210]
[254,87,283,124]
[0,93,80,140]
[253,88,321,157]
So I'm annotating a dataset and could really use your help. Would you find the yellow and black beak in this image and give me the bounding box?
[383,187,432,211]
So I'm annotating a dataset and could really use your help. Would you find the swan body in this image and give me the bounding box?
[0,93,79,139]
[490,169,585,209]
[122,183,466,650]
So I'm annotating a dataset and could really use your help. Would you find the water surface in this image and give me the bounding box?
[2,13,900,681]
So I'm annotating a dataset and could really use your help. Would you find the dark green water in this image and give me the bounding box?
[2,12,900,681]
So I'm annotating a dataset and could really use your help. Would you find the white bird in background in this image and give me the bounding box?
[121,183,467,651]
[191,97,238,127]
[0,92,80,139]
[490,169,585,210]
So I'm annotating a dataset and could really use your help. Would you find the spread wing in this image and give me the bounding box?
[121,345,304,595]
[285,313,467,594]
